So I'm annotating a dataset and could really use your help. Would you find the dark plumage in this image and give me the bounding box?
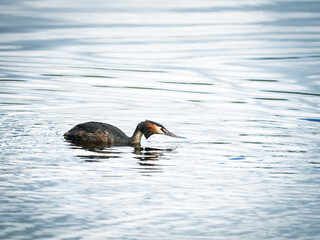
[64,120,178,146]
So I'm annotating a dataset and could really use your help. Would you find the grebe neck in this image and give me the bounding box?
[129,123,144,144]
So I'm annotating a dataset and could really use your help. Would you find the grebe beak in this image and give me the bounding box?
[162,128,179,138]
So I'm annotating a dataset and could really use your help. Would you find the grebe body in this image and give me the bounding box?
[64,120,178,146]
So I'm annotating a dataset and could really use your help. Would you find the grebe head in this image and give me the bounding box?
[140,120,179,139]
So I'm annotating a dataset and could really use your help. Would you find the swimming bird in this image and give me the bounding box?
[64,120,179,146]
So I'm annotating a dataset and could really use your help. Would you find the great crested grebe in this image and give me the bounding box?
[64,120,179,146]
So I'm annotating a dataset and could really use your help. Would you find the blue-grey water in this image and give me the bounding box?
[1,0,320,239]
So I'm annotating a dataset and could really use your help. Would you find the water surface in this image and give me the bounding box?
[1,0,320,239]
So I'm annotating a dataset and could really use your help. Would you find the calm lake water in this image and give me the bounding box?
[1,0,320,239]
